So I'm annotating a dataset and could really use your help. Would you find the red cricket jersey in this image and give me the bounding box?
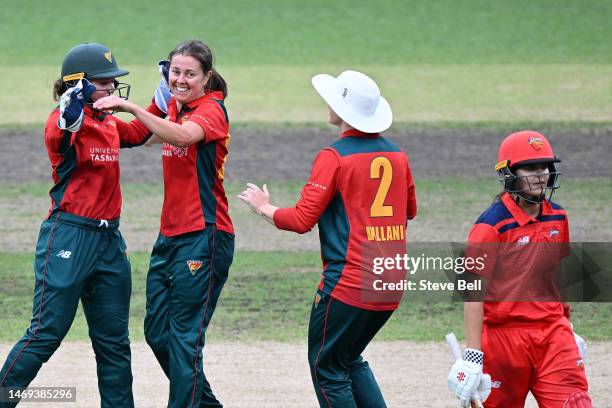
[44,102,162,220]
[467,192,570,326]
[160,91,233,236]
[274,130,417,311]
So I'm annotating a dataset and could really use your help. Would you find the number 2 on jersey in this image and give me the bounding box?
[370,156,393,217]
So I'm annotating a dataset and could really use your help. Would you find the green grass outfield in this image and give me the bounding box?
[0,178,611,342]
[0,251,610,344]
[2,0,611,65]
[1,65,610,125]
[1,1,611,125]
[2,179,612,247]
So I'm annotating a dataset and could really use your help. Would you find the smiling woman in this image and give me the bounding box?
[167,41,227,107]
[93,39,235,408]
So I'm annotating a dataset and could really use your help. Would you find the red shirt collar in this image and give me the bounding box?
[501,192,554,226]
[184,91,224,109]
[341,129,379,138]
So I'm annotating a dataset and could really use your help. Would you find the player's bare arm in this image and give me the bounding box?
[93,95,204,147]
[238,183,278,225]
[464,302,484,350]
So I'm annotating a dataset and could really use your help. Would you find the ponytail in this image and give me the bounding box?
[206,69,228,99]
[53,79,68,101]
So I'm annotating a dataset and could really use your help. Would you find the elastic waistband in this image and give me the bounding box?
[49,211,120,231]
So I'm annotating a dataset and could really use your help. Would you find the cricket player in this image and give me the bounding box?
[0,43,163,407]
[94,39,234,408]
[238,70,417,407]
[447,131,591,407]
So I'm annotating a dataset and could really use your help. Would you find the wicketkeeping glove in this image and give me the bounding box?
[448,348,484,408]
[158,60,170,85]
[58,79,96,132]
[154,79,172,114]
[154,60,172,114]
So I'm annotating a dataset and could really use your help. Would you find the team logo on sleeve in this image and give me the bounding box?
[549,229,560,237]
[528,136,544,151]
[187,260,203,275]
[314,293,321,308]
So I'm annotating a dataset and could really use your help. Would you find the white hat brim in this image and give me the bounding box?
[311,74,392,133]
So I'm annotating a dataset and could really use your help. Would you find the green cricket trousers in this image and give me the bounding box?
[0,212,133,408]
[144,225,234,408]
[308,291,393,408]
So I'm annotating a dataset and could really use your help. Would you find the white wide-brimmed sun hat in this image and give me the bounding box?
[311,70,392,133]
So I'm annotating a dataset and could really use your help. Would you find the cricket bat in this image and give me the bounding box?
[446,333,484,408]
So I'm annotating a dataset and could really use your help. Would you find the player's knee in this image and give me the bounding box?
[144,330,167,354]
[563,391,592,408]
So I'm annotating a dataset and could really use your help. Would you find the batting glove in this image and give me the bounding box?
[477,373,492,402]
[448,348,484,408]
[574,332,587,361]
[58,79,96,132]
[570,323,587,361]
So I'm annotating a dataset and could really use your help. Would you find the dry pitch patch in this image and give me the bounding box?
[0,341,608,407]
[1,126,611,251]
[1,126,611,183]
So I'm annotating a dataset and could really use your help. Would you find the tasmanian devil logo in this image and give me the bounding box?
[187,260,203,275]
[528,136,544,151]
[314,293,321,308]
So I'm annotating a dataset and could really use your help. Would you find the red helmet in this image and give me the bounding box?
[496,130,559,171]
[495,130,561,203]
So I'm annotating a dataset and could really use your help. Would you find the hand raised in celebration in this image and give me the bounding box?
[238,183,271,216]
[93,94,136,113]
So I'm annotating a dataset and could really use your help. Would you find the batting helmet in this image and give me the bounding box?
[495,130,561,203]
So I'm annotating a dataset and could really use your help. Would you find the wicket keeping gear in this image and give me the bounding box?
[154,79,172,114]
[448,348,484,408]
[158,60,170,85]
[58,79,96,132]
[495,130,561,203]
